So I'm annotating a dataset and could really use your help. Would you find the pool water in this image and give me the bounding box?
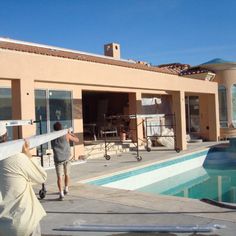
[137,166,236,203]
[86,148,236,204]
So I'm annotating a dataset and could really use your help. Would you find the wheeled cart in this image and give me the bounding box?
[101,113,180,161]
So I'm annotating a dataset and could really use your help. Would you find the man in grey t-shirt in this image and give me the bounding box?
[51,122,79,200]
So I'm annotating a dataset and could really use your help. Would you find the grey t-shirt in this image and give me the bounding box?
[51,135,71,163]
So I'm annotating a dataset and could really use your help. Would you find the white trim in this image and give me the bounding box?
[0,37,135,64]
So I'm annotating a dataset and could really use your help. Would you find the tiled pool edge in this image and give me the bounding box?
[81,148,210,189]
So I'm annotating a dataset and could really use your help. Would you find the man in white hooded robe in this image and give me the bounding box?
[0,123,47,236]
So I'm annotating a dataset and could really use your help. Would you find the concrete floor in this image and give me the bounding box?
[37,141,236,236]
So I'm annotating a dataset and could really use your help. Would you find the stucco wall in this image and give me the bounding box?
[0,49,218,94]
[215,69,236,129]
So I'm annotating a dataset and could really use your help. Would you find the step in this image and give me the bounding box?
[188,138,203,143]
[84,140,144,159]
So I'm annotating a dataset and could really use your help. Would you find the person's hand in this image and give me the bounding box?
[22,140,32,158]
[66,132,79,143]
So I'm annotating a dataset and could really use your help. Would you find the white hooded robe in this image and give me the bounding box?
[0,153,47,236]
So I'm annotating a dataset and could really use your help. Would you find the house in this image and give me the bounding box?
[0,38,219,158]
[180,58,236,140]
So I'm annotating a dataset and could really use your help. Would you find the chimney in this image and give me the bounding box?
[104,43,120,59]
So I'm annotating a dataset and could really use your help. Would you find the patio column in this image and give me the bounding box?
[11,78,35,139]
[172,91,187,150]
[199,94,219,141]
[128,92,144,145]
[72,87,85,159]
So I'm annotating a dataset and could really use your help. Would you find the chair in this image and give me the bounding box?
[100,122,118,138]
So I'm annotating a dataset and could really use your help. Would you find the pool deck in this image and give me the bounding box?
[39,141,236,236]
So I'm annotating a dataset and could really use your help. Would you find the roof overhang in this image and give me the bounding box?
[200,63,236,71]
[181,72,215,81]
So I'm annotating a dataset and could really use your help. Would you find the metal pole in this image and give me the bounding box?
[0,128,71,161]
[135,114,140,158]
[39,116,44,167]
[54,223,225,233]
[145,118,149,150]
[39,115,46,198]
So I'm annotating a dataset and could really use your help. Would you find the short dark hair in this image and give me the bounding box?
[53,122,62,131]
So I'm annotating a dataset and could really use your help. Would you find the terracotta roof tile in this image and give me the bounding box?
[157,63,190,74]
[180,66,213,76]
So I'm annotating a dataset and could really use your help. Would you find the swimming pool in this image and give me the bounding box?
[138,166,236,203]
[85,149,208,188]
[84,148,236,203]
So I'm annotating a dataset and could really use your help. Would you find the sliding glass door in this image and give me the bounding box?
[48,90,72,131]
[35,89,72,153]
[35,90,48,135]
[185,96,200,134]
[35,89,72,132]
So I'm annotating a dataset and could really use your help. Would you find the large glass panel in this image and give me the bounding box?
[0,88,13,140]
[35,90,48,135]
[49,90,72,131]
[185,97,190,133]
[189,96,200,133]
[35,90,48,154]
[185,96,200,133]
[232,85,236,127]
[218,85,228,128]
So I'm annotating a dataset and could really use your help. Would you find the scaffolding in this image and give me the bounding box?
[101,113,180,161]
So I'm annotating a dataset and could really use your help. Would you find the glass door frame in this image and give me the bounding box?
[185,96,200,134]
[35,88,74,133]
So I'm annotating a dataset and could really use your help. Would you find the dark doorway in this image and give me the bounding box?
[82,91,129,140]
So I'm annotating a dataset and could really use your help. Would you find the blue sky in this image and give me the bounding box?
[0,0,235,66]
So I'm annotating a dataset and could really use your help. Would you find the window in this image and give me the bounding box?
[219,85,228,128]
[231,85,236,127]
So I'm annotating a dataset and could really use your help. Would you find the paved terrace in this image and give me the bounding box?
[37,141,236,236]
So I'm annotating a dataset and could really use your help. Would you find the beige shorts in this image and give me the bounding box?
[55,160,71,177]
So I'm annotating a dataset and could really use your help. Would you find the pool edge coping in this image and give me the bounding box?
[79,147,210,185]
